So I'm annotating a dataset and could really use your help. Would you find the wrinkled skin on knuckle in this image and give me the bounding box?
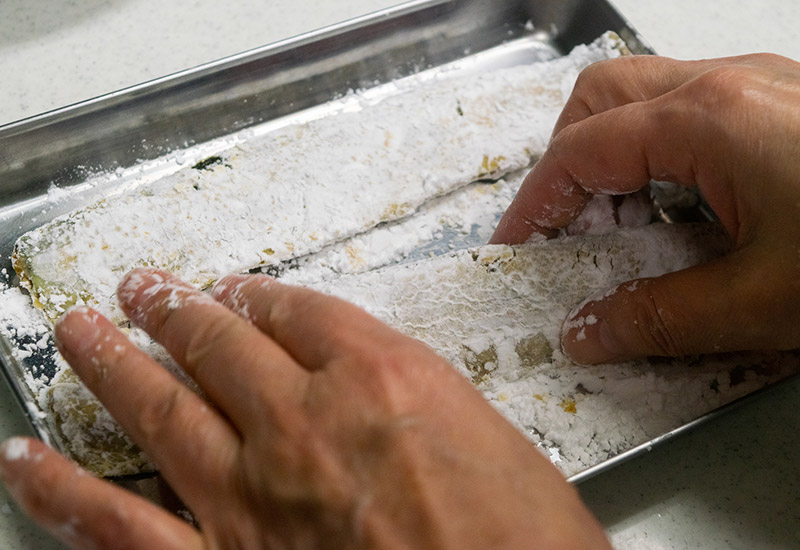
[664,70,757,232]
[568,62,606,111]
[265,286,328,339]
[135,385,189,448]
[738,52,799,76]
[630,284,690,357]
[734,256,800,350]
[180,312,240,371]
[687,64,780,141]
[571,58,630,102]
[571,56,670,113]
[693,65,757,107]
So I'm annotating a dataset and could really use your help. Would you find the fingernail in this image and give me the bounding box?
[55,307,102,358]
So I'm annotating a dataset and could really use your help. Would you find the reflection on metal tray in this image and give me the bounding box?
[0,0,791,509]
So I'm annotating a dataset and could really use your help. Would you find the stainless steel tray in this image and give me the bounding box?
[0,0,794,499]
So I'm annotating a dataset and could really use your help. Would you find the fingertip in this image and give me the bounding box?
[0,437,39,466]
[561,268,732,363]
[491,154,591,245]
[210,272,276,299]
[211,273,279,320]
[210,273,247,295]
[54,306,103,359]
[560,300,624,365]
[0,437,49,497]
[116,267,169,313]
[490,211,558,245]
[1,436,200,550]
[560,281,649,365]
[489,214,532,245]
[116,268,217,332]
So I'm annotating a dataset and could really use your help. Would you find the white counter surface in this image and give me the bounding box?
[1,1,798,548]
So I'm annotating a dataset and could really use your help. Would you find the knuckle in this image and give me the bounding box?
[270,435,325,487]
[689,65,761,113]
[631,287,688,357]
[182,311,239,370]
[135,385,187,444]
[574,57,628,92]
[266,286,324,332]
[242,419,351,509]
[362,347,411,381]
[741,52,790,69]
[569,60,613,111]
[573,56,662,106]
[355,341,445,413]
[572,60,604,92]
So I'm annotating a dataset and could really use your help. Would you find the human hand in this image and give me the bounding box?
[0,268,609,549]
[491,53,800,363]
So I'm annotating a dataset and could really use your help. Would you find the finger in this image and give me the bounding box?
[491,100,661,244]
[0,437,202,550]
[491,56,760,245]
[491,75,745,245]
[211,274,416,372]
[55,307,239,506]
[116,268,309,425]
[551,55,756,137]
[489,156,592,244]
[560,249,800,363]
[553,56,683,137]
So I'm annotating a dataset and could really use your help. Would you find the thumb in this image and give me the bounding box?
[561,250,798,363]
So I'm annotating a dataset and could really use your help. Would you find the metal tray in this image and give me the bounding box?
[0,0,794,500]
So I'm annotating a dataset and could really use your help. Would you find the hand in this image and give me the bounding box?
[0,268,609,549]
[491,53,800,363]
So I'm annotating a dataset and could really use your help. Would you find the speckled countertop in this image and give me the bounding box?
[1,1,799,548]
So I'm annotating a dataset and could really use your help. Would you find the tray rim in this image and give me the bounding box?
[0,0,656,136]
[0,0,451,133]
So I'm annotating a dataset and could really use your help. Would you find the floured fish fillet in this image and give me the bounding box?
[13,32,629,325]
[46,369,150,476]
[37,222,798,477]
[42,330,184,477]
[310,223,731,372]
[308,223,798,476]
